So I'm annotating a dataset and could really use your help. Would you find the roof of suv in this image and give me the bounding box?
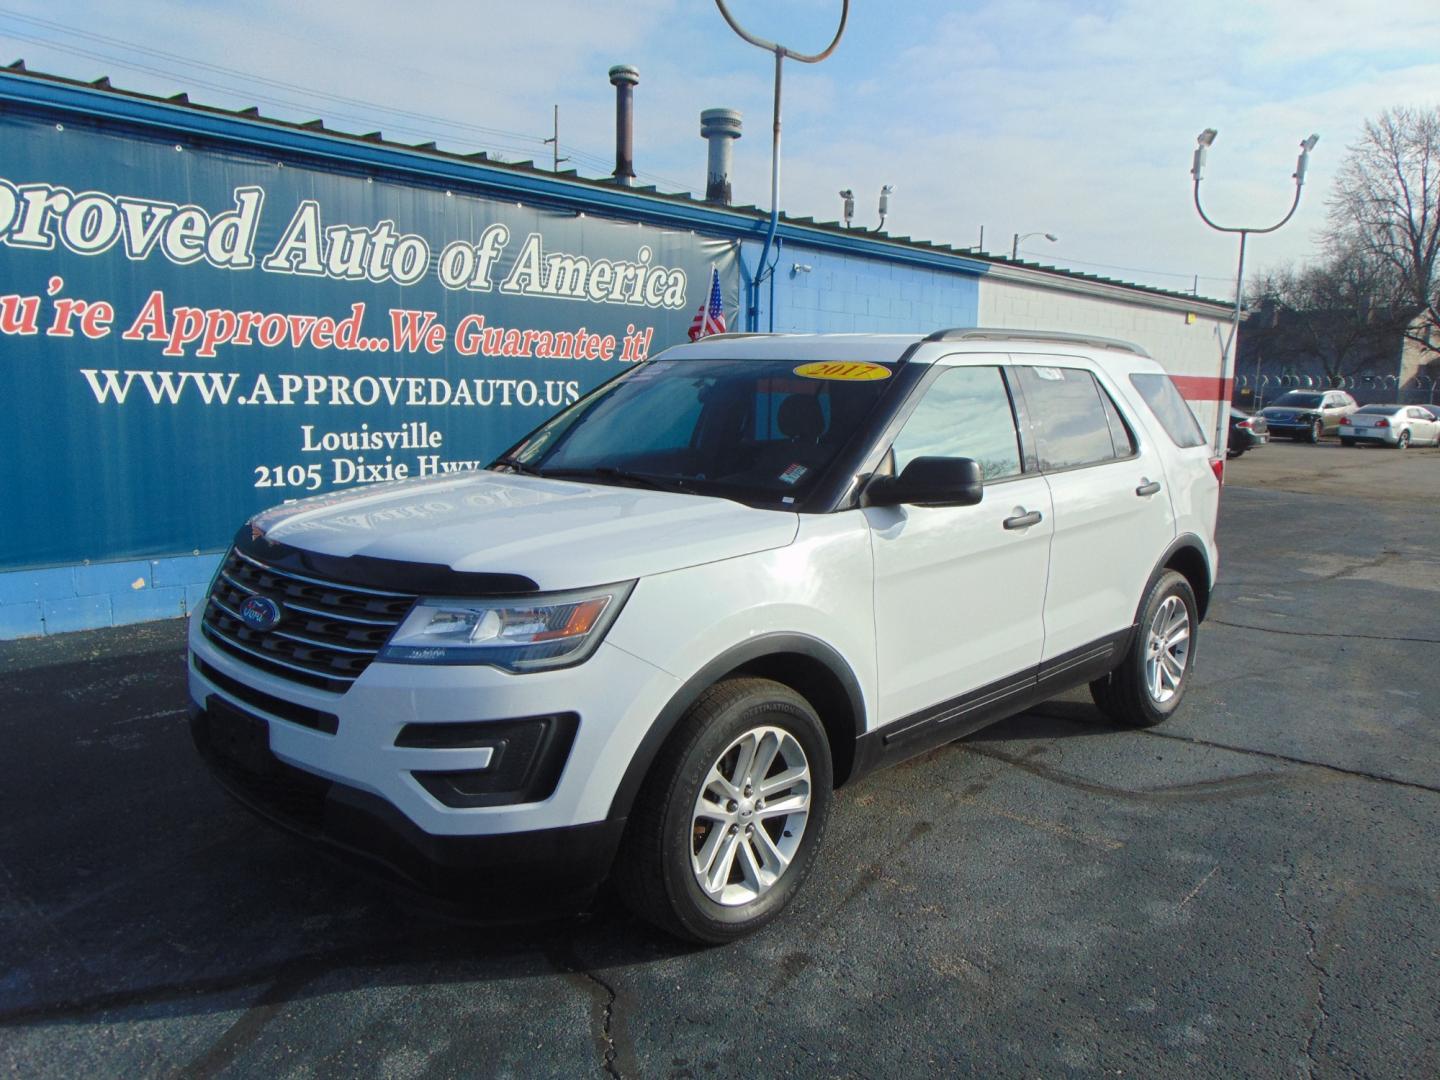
[663,329,1153,366]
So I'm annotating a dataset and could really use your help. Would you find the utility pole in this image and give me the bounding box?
[544,105,569,173]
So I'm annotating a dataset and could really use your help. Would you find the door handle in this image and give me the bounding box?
[1003,510,1043,530]
[1135,480,1162,497]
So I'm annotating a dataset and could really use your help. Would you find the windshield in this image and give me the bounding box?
[497,358,900,507]
[1271,392,1323,408]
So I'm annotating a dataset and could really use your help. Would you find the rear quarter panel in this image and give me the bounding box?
[1106,361,1221,581]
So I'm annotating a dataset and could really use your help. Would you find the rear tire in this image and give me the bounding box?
[1397,430,1411,449]
[613,677,833,943]
[1089,570,1198,729]
[1226,446,1245,460]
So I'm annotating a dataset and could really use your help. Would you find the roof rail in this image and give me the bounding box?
[922,328,1151,357]
[692,332,775,341]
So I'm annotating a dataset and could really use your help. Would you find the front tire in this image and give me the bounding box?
[613,677,833,943]
[1308,419,1323,444]
[1090,570,1198,728]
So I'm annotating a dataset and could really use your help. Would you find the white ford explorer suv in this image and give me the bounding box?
[188,329,1221,942]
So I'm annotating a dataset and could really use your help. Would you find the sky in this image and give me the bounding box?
[2,0,1437,301]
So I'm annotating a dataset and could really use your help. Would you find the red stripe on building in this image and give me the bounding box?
[1171,375,1233,402]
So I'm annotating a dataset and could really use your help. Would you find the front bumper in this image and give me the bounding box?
[1264,420,1315,436]
[190,701,624,899]
[187,609,680,887]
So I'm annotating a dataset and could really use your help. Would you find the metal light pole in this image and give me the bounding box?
[1011,231,1057,260]
[1191,128,1318,455]
[714,0,849,331]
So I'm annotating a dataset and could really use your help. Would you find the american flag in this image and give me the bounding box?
[688,266,727,341]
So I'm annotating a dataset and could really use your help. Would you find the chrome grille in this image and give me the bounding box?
[202,548,414,692]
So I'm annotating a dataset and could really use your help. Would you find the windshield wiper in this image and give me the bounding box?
[490,455,545,476]
[541,466,693,494]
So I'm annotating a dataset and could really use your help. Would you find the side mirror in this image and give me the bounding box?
[864,456,984,508]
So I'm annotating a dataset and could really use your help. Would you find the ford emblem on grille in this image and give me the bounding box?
[239,595,283,632]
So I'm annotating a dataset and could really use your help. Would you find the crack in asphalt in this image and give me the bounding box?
[584,968,623,1080]
[1277,869,1331,1079]
[1310,550,1404,582]
[1209,617,1440,645]
[547,936,626,1079]
[1139,728,1440,797]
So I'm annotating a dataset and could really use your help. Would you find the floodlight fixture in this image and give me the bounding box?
[1191,127,1218,180]
[1294,133,1320,183]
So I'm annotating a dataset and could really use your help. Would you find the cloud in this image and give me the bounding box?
[2,0,1435,294]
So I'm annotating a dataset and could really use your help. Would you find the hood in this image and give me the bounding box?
[250,470,799,591]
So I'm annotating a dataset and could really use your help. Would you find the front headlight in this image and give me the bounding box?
[379,581,635,671]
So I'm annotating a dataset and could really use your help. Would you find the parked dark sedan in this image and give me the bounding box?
[1228,407,1269,458]
[1259,390,1357,442]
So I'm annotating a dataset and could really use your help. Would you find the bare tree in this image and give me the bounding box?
[1246,243,1406,383]
[1327,105,1440,357]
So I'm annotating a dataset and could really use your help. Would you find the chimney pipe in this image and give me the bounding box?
[700,108,743,205]
[608,64,639,186]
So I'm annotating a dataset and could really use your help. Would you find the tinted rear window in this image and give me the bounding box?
[1356,405,1402,415]
[1129,373,1207,448]
[1018,366,1132,470]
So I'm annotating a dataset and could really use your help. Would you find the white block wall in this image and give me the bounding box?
[979,275,1233,438]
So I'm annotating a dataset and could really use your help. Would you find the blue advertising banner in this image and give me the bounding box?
[0,111,737,571]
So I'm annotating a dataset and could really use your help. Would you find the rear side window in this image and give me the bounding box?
[1017,366,1131,470]
[1098,387,1138,458]
[1129,372,1208,448]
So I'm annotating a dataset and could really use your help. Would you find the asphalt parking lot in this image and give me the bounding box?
[2,438,1438,1078]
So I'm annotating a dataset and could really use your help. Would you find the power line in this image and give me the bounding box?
[0,11,696,192]
[1017,247,1235,287]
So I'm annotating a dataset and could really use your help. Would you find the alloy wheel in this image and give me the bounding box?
[1144,595,1190,704]
[690,725,811,906]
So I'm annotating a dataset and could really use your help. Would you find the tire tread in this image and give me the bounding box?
[612,677,825,942]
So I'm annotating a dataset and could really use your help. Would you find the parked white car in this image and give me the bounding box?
[1338,404,1440,448]
[187,329,1222,942]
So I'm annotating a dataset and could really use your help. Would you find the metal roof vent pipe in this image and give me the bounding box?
[700,108,743,205]
[609,64,639,186]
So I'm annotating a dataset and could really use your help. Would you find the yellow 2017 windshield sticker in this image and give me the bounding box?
[792,361,892,382]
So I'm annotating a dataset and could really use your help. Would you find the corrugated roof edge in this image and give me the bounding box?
[0,62,1232,311]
